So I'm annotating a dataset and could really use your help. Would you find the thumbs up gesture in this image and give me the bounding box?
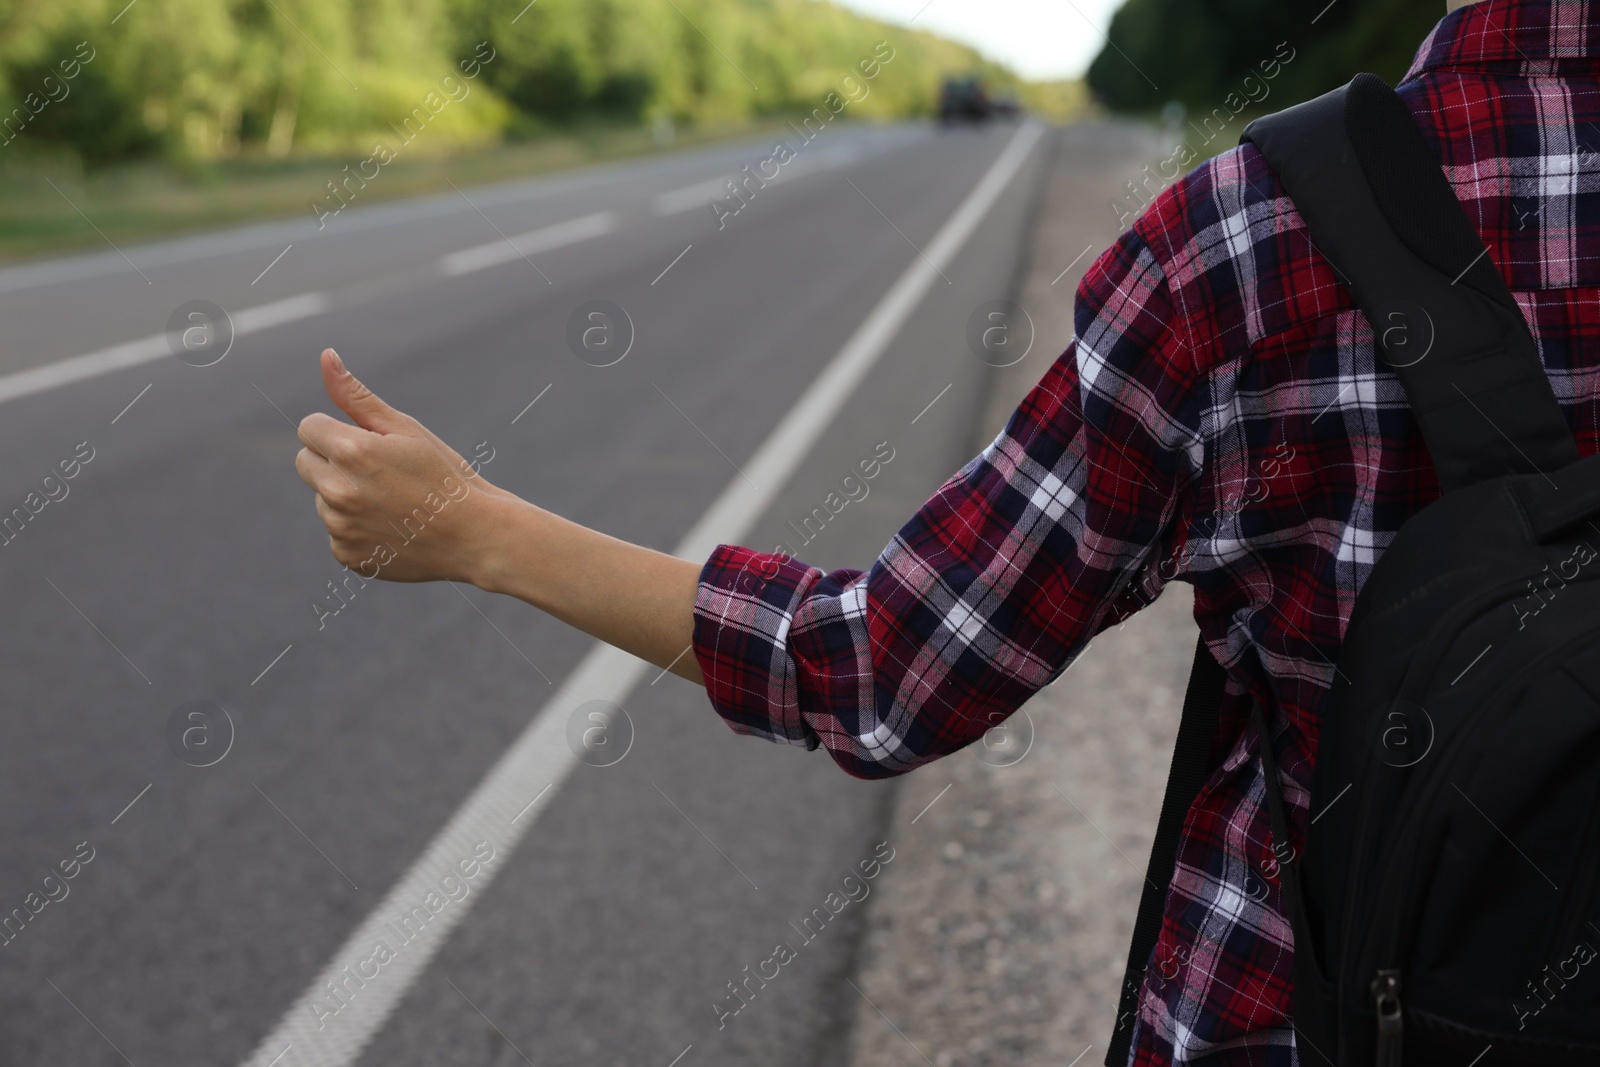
[295,349,511,584]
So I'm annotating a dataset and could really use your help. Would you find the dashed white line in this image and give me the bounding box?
[438,211,615,277]
[0,291,328,409]
[654,176,730,216]
[2,204,613,410]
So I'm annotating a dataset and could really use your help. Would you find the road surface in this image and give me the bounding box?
[0,117,1165,1067]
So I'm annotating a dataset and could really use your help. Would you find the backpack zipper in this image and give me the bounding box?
[1334,572,1551,1013]
[1372,969,1403,1067]
[1359,624,1600,1052]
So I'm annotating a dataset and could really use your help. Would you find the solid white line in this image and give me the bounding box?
[510,783,553,825]
[0,292,330,409]
[237,120,1044,1067]
[674,121,1044,565]
[438,212,616,277]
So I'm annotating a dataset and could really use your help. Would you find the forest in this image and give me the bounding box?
[1086,0,1444,114]
[0,0,1021,166]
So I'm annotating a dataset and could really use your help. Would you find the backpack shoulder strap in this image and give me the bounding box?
[1242,73,1578,491]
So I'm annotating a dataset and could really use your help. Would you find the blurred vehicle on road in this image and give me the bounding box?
[939,76,992,122]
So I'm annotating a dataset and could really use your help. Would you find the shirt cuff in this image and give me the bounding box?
[692,544,822,750]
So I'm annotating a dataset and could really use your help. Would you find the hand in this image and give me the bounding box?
[294,347,705,683]
[295,348,507,584]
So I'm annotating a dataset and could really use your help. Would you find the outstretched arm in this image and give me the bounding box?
[294,348,704,683]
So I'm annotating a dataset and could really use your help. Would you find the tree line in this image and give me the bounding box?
[0,0,1018,166]
[1086,0,1443,115]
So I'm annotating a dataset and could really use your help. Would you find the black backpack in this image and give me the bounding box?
[1106,74,1600,1067]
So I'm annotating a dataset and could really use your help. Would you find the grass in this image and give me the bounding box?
[0,117,797,263]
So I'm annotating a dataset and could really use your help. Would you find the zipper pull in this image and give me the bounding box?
[1372,969,1403,1067]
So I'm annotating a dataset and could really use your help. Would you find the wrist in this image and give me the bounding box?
[461,491,543,597]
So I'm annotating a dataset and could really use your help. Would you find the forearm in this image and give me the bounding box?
[468,493,705,684]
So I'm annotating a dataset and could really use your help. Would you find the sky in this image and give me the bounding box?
[829,0,1127,81]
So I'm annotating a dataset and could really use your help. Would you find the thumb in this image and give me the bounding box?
[320,349,412,434]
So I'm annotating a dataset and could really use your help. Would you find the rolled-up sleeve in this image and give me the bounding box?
[692,229,1202,779]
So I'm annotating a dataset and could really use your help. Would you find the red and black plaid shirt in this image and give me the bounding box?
[692,2,1600,1061]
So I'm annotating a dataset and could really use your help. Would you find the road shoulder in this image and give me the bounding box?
[838,117,1195,1067]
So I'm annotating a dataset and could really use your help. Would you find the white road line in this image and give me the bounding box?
[0,210,617,409]
[234,292,331,333]
[651,145,865,217]
[237,120,1043,1067]
[654,175,730,216]
[0,292,329,408]
[657,148,862,216]
[437,211,616,277]
[0,132,921,298]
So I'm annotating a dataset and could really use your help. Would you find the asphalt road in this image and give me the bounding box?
[0,117,1090,1067]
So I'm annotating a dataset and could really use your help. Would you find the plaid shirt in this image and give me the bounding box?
[691,2,1600,1062]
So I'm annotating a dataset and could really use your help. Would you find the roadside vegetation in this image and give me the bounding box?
[0,0,1080,260]
[1087,0,1440,113]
